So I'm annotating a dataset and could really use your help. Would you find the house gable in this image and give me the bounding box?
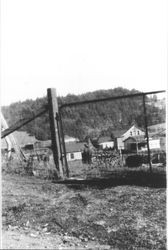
[65,142,85,153]
[122,125,145,140]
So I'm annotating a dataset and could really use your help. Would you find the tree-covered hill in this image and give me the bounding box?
[1,87,165,141]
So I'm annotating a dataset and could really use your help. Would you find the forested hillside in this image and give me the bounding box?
[1,88,165,141]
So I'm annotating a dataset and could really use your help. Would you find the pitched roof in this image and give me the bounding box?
[1,131,37,149]
[65,141,85,153]
[112,129,127,138]
[35,140,51,148]
[149,130,166,138]
[148,123,165,132]
[98,136,113,143]
[123,135,146,143]
[122,125,144,136]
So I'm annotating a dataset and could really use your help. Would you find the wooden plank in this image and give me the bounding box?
[47,88,64,179]
[59,112,69,178]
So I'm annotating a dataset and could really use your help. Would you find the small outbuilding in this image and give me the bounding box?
[65,141,85,161]
[98,136,114,149]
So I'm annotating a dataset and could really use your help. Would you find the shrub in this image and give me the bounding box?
[126,155,142,168]
[151,151,166,165]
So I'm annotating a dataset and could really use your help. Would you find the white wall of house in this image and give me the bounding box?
[141,139,160,151]
[99,141,114,149]
[149,139,160,149]
[66,151,82,161]
[117,138,124,150]
[122,125,144,140]
[64,136,79,143]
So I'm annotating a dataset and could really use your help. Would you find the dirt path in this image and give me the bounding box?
[2,229,112,249]
[2,229,64,249]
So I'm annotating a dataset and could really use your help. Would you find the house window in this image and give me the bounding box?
[137,131,140,135]
[70,153,74,159]
[130,132,132,136]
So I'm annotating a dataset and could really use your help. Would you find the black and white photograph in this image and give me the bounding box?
[1,0,167,249]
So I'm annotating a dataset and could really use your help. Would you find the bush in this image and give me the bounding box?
[126,151,167,168]
[126,155,142,168]
[151,151,166,165]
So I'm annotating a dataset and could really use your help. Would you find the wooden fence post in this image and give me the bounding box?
[47,88,64,179]
[59,112,69,178]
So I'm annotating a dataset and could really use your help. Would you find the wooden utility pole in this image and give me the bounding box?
[142,95,152,173]
[47,88,64,179]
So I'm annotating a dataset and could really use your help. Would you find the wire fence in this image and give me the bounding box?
[1,89,166,181]
[59,90,166,179]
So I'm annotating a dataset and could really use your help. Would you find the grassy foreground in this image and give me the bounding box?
[2,166,166,249]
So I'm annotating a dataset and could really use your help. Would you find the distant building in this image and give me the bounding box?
[34,140,51,149]
[34,136,83,161]
[64,135,79,143]
[98,136,114,149]
[122,125,145,140]
[123,135,146,152]
[148,123,166,151]
[65,141,84,161]
[1,131,38,152]
[34,135,79,150]
[113,125,145,151]
[114,123,166,153]
[148,123,165,134]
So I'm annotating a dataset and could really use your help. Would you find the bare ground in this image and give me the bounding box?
[2,170,166,249]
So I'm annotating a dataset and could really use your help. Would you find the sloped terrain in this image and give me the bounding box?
[2,170,166,249]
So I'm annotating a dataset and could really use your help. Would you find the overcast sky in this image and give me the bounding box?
[1,0,167,106]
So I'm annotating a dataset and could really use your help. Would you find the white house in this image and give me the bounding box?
[98,136,114,149]
[64,135,79,143]
[141,138,161,151]
[116,137,124,151]
[115,124,145,151]
[65,141,84,161]
[122,125,145,141]
[116,124,163,152]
